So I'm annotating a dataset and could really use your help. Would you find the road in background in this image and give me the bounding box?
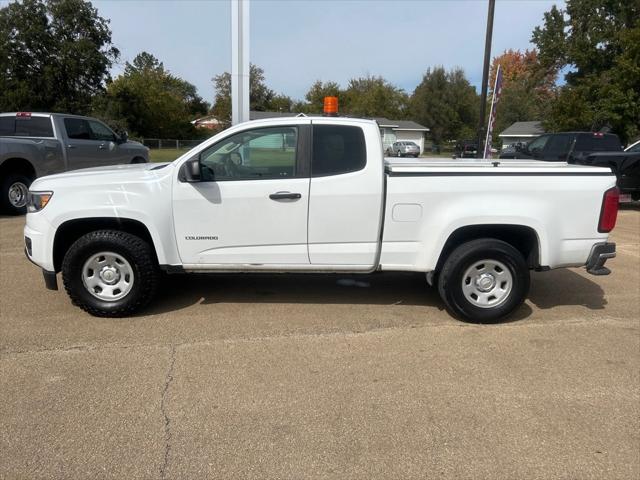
[1,206,638,479]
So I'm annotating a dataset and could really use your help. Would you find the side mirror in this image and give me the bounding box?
[180,157,201,182]
[117,131,128,144]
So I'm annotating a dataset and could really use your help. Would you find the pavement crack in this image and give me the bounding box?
[160,344,176,480]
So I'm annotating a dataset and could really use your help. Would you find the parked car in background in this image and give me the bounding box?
[0,112,149,214]
[499,132,623,162]
[625,139,640,153]
[580,151,640,201]
[386,141,420,158]
[499,132,639,201]
[454,140,478,158]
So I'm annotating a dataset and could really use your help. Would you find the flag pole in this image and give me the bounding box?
[484,63,501,159]
[477,0,496,158]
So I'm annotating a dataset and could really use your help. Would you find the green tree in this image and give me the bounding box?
[532,0,640,143]
[488,49,556,142]
[269,94,295,113]
[342,75,408,118]
[211,64,276,124]
[409,67,479,144]
[94,52,208,139]
[0,0,119,113]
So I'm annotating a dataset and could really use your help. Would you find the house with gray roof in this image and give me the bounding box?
[374,117,430,154]
[499,121,545,149]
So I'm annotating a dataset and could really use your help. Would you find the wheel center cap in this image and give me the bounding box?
[100,266,120,285]
[475,273,496,292]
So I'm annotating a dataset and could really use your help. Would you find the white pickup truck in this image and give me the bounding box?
[24,116,619,322]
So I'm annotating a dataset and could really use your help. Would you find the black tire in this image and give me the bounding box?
[437,238,530,323]
[62,230,159,317]
[131,156,147,164]
[1,173,32,215]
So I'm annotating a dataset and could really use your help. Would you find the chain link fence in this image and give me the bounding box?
[138,138,206,150]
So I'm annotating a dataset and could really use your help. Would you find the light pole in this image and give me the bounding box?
[231,0,250,125]
[477,0,495,158]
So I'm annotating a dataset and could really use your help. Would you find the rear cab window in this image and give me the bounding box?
[0,117,15,135]
[575,134,622,152]
[312,125,366,176]
[0,115,54,137]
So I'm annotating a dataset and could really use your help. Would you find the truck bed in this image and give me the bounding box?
[380,157,616,272]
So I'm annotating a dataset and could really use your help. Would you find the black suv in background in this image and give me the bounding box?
[500,132,640,201]
[499,132,622,162]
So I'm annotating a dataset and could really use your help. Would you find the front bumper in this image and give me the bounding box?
[24,246,58,290]
[586,242,616,276]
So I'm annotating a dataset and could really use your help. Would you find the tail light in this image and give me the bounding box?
[598,187,619,233]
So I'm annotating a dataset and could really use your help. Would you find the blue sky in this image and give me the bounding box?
[17,0,565,103]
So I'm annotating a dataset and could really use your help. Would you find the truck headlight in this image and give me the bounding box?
[27,191,53,212]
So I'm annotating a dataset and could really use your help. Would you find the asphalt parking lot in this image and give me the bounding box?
[1,206,639,479]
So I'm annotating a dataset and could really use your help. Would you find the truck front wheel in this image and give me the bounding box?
[62,230,159,317]
[437,239,530,323]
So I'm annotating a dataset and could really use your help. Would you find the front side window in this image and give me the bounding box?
[64,118,92,140]
[88,120,116,142]
[199,126,298,181]
[312,125,366,176]
[544,134,573,159]
[526,135,549,156]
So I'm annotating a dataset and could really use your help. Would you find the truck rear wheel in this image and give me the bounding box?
[62,230,159,317]
[437,239,530,323]
[1,173,32,215]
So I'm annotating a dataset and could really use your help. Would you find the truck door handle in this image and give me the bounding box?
[98,144,106,150]
[67,144,76,149]
[269,192,301,200]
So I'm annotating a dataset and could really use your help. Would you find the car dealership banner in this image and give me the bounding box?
[484,64,503,159]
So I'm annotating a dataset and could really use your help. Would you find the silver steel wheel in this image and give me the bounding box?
[8,181,28,207]
[81,251,134,301]
[461,259,513,309]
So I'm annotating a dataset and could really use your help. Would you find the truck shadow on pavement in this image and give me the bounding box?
[146,268,606,322]
[528,269,607,310]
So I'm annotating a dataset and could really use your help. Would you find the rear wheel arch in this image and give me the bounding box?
[53,217,159,272]
[0,157,37,179]
[435,224,542,273]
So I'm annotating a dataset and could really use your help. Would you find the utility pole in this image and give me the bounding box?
[231,0,250,125]
[477,0,495,158]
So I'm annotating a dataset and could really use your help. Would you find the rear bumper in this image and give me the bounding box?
[586,242,616,276]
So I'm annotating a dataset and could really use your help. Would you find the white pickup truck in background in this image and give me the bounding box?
[24,116,619,322]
